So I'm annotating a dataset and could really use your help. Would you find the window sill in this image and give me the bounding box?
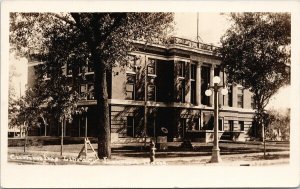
[147,74,157,77]
[126,71,136,75]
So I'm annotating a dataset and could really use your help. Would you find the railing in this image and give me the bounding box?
[168,37,219,52]
[133,36,220,53]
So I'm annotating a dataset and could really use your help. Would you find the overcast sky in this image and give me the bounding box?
[9,13,290,110]
[173,13,229,45]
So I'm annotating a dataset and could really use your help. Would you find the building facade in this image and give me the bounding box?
[27,37,256,143]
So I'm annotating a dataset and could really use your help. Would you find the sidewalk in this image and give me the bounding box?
[7,143,289,166]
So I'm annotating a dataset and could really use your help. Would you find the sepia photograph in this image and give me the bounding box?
[1,1,300,188]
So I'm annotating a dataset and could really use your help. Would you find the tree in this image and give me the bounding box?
[219,13,290,140]
[265,109,290,141]
[8,62,20,129]
[10,13,174,158]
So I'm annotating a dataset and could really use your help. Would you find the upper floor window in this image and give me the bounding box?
[237,87,244,108]
[147,58,156,75]
[201,66,210,106]
[178,61,185,78]
[146,59,157,101]
[179,79,185,103]
[126,55,137,73]
[147,77,156,101]
[80,84,86,97]
[148,85,156,101]
[87,61,94,72]
[79,83,94,100]
[191,81,196,104]
[190,63,196,80]
[214,66,220,77]
[190,63,197,104]
[126,74,135,100]
[87,83,94,100]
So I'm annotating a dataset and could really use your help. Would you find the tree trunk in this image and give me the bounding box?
[255,102,265,141]
[93,54,111,159]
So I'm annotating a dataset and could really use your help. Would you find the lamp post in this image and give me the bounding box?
[205,76,228,163]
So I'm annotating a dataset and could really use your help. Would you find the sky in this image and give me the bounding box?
[9,13,290,111]
[173,13,229,45]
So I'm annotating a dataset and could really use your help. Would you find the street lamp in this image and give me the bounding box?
[205,76,228,163]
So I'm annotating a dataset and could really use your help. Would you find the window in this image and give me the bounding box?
[79,84,94,100]
[218,119,223,131]
[126,116,134,137]
[147,66,156,101]
[239,121,244,131]
[194,118,200,130]
[190,64,196,104]
[190,63,196,80]
[237,87,244,108]
[187,118,200,131]
[229,120,234,131]
[80,84,87,97]
[228,85,233,107]
[126,55,136,73]
[87,84,94,100]
[178,61,185,77]
[179,79,185,103]
[201,66,210,105]
[214,66,220,77]
[147,58,156,75]
[148,85,156,101]
[191,81,196,104]
[126,74,135,100]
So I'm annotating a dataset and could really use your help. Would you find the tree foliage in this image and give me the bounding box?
[8,61,21,128]
[265,109,290,141]
[219,13,290,139]
[10,13,174,158]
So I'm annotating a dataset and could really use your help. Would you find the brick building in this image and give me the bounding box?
[27,37,256,143]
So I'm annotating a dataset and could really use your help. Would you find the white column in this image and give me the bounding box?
[196,62,202,106]
[186,62,191,104]
[209,65,215,106]
[218,70,224,106]
[223,72,228,106]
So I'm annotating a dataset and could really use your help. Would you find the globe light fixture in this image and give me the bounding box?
[221,87,228,95]
[212,76,221,84]
[205,75,228,163]
[205,89,212,97]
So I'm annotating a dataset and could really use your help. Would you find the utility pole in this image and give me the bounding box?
[197,13,199,48]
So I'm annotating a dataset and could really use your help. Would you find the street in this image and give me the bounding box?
[7,141,289,166]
